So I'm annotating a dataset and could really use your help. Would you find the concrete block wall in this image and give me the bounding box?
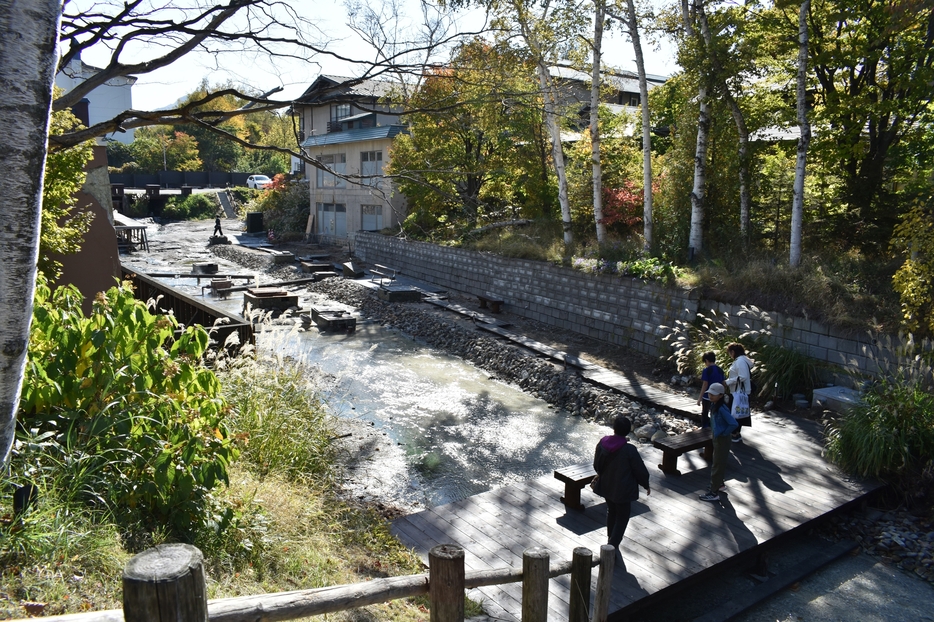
[354,233,909,381]
[354,233,699,357]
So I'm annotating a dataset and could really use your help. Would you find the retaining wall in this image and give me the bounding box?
[353,232,882,380]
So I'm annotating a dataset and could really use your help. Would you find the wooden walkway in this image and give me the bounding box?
[392,413,881,621]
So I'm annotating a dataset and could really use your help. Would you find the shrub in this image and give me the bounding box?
[18,278,238,539]
[162,193,218,220]
[825,374,934,504]
[253,175,310,235]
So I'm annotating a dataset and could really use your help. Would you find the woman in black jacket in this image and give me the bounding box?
[593,416,651,552]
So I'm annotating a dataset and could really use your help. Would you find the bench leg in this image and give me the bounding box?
[702,443,713,462]
[490,302,502,313]
[560,483,585,511]
[478,298,488,309]
[657,450,682,476]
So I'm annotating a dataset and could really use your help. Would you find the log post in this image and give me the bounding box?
[591,545,615,622]
[568,547,592,622]
[123,543,208,622]
[521,547,550,622]
[429,544,464,622]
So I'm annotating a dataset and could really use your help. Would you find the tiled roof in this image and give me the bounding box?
[302,124,407,148]
[296,75,394,103]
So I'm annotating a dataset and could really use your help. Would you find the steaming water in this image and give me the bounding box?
[134,270,608,510]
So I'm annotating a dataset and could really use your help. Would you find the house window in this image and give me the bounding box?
[331,103,351,121]
[360,150,383,186]
[629,94,640,107]
[317,202,347,237]
[362,204,383,231]
[316,153,346,188]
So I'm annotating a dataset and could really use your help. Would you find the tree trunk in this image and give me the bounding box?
[684,0,708,257]
[590,0,606,244]
[624,0,654,253]
[790,0,811,267]
[696,2,750,244]
[537,61,573,245]
[0,0,61,465]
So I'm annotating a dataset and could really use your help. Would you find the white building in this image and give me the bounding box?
[56,55,137,144]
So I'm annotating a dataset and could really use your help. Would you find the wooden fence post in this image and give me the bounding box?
[568,547,592,622]
[521,547,549,622]
[591,545,615,622]
[429,544,465,622]
[123,543,207,622]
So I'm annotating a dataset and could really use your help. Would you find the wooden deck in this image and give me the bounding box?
[391,412,882,621]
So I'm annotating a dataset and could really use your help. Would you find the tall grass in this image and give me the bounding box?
[825,332,934,506]
[662,306,821,400]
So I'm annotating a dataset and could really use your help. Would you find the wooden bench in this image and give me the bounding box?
[477,294,504,313]
[553,463,596,511]
[370,263,398,285]
[652,428,713,476]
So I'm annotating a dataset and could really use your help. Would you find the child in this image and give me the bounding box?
[213,217,223,237]
[699,383,738,502]
[697,351,725,428]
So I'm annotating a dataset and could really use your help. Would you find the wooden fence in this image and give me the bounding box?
[12,542,618,622]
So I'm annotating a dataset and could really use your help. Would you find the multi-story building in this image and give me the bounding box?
[292,75,407,242]
[55,54,137,144]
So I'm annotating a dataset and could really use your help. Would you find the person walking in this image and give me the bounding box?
[213,217,223,237]
[725,342,755,442]
[697,351,725,429]
[699,383,738,502]
[593,415,651,554]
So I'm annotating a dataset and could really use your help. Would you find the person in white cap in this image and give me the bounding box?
[699,383,738,502]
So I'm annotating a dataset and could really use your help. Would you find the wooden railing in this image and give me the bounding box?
[11,542,619,622]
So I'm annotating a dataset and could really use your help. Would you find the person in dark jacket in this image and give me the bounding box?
[213,217,223,236]
[593,415,651,552]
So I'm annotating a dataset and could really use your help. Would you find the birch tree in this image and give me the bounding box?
[0,0,62,465]
[789,0,810,267]
[608,0,654,252]
[683,0,710,257]
[590,0,607,243]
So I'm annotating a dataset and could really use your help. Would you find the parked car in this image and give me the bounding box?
[247,174,273,189]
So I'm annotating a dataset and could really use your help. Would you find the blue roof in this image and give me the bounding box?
[302,125,407,148]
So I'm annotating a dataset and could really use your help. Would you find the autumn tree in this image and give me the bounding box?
[388,39,550,235]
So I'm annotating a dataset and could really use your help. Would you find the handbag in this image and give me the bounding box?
[732,390,751,419]
[589,474,602,496]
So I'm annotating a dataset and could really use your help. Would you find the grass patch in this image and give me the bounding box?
[1,345,468,620]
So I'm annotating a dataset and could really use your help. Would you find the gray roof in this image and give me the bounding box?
[297,75,394,103]
[302,124,407,148]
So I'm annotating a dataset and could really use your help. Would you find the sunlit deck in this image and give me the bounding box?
[392,411,881,621]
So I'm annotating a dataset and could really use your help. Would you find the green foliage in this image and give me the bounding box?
[252,175,310,235]
[19,277,238,539]
[388,38,554,237]
[162,193,220,220]
[128,126,203,173]
[822,333,933,504]
[218,360,335,482]
[40,102,95,279]
[891,197,934,338]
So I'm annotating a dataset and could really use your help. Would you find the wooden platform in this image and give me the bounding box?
[392,413,881,621]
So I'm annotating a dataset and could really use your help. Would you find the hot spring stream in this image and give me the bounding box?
[133,268,608,511]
